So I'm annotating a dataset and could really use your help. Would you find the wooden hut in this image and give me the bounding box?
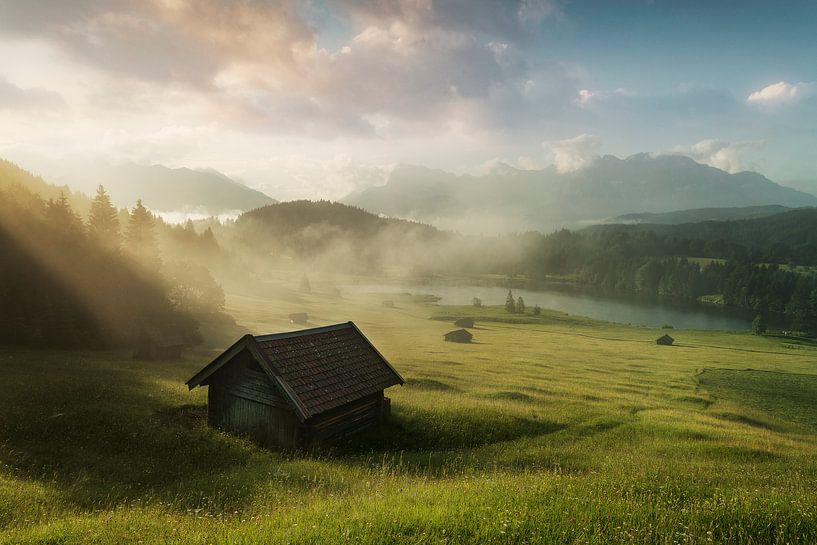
[289,312,309,325]
[381,300,395,308]
[133,327,186,360]
[454,317,475,328]
[186,322,403,448]
[444,329,473,343]
[656,334,674,346]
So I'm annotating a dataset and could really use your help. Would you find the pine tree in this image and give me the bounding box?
[126,199,158,264]
[88,185,121,251]
[504,289,515,313]
[44,192,84,238]
[752,314,767,335]
[516,296,525,314]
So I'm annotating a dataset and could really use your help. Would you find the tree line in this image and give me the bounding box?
[0,179,225,348]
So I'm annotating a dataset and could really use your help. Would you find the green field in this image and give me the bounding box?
[2,279,817,544]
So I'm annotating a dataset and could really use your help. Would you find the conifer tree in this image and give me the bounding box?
[516,296,525,313]
[44,192,84,238]
[126,199,158,264]
[505,289,516,313]
[88,185,121,251]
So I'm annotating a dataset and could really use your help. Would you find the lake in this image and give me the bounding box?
[344,282,752,331]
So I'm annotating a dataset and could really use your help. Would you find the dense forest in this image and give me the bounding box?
[510,228,817,331]
[0,162,227,348]
[584,209,817,265]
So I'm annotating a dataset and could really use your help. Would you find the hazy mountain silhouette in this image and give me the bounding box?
[53,163,275,216]
[345,154,817,233]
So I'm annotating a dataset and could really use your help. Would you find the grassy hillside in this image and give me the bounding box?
[1,274,817,543]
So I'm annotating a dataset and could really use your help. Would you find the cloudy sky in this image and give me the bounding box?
[1,0,816,199]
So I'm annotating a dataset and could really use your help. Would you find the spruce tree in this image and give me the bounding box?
[126,199,158,264]
[44,192,84,238]
[516,296,525,313]
[88,185,121,251]
[505,289,515,313]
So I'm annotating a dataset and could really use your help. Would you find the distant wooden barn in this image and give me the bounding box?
[289,312,309,325]
[186,322,403,448]
[454,317,475,328]
[444,329,473,343]
[133,327,186,360]
[656,334,675,346]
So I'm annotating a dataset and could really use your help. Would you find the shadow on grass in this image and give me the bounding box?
[0,354,259,512]
[335,405,565,454]
[484,391,534,403]
[406,378,460,392]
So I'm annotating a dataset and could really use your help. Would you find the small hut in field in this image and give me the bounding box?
[186,322,403,448]
[289,312,309,325]
[454,317,475,328]
[444,329,473,343]
[133,327,186,360]
[382,300,395,308]
[656,334,674,346]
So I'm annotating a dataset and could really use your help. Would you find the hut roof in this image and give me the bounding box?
[444,328,473,341]
[656,334,675,344]
[186,322,403,421]
[454,317,475,328]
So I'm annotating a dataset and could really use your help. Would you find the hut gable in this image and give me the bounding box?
[186,322,403,446]
[656,334,675,346]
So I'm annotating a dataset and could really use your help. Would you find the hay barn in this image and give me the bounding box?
[656,334,674,346]
[133,326,186,360]
[186,322,403,448]
[444,329,473,343]
[454,317,475,328]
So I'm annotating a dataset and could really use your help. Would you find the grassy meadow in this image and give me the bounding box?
[2,276,817,544]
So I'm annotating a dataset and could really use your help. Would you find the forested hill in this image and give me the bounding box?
[0,162,227,348]
[231,201,446,273]
[586,208,817,265]
[0,159,90,214]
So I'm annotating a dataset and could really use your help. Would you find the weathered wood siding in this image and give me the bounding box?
[206,348,301,447]
[305,392,384,442]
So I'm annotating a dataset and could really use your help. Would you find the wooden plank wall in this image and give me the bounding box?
[306,392,384,441]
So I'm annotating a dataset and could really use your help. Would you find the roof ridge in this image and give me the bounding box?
[254,322,353,342]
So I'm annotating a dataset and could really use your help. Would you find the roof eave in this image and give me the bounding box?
[185,334,254,390]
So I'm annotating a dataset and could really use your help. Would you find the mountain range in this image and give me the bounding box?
[44,163,275,217]
[345,154,817,233]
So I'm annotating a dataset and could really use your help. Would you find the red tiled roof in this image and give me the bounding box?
[187,322,403,420]
[254,324,402,417]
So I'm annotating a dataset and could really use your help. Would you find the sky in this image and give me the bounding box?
[0,0,816,200]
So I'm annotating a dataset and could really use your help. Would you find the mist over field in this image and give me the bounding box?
[2,1,817,544]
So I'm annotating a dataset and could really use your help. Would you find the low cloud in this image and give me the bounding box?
[0,75,64,111]
[665,139,765,173]
[542,133,600,173]
[747,81,817,108]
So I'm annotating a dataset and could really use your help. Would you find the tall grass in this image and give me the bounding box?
[1,285,816,543]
